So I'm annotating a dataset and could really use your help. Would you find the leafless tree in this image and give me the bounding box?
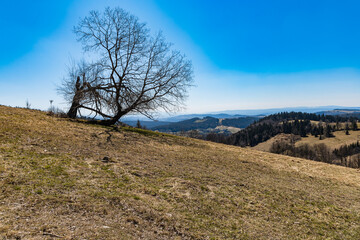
[25,99,31,109]
[60,7,193,125]
[59,60,104,118]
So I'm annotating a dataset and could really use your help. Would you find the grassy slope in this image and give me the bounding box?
[1,106,360,239]
[254,131,360,152]
[252,133,295,152]
[295,131,360,149]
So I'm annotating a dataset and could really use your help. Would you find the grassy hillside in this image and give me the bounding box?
[229,111,359,148]
[253,133,297,152]
[1,105,360,239]
[296,131,360,149]
[254,131,360,152]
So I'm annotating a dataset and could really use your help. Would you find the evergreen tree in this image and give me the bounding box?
[352,120,358,131]
[325,124,334,138]
[345,123,350,135]
[136,120,142,129]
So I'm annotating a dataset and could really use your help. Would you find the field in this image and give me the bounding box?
[295,131,360,149]
[254,131,360,152]
[252,133,295,152]
[215,125,242,134]
[1,105,360,239]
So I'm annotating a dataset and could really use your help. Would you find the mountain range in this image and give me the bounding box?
[123,106,360,131]
[123,105,360,123]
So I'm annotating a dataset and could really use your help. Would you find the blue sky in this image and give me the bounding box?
[0,0,359,114]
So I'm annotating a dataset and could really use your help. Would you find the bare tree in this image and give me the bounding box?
[60,7,193,125]
[59,60,104,119]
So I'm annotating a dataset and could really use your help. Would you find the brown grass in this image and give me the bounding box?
[295,131,360,149]
[253,133,298,152]
[1,105,360,239]
[255,131,360,152]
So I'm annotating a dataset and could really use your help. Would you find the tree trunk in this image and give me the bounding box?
[67,76,82,119]
[67,101,80,119]
[97,119,119,126]
[89,112,123,126]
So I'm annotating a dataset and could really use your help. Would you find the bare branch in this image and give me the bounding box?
[60,7,193,125]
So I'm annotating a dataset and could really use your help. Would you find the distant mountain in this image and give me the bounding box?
[152,116,260,134]
[316,109,360,117]
[122,106,360,123]
[209,106,360,116]
[123,120,171,129]
[153,117,219,132]
[159,113,249,122]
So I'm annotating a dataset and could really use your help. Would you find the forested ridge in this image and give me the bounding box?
[152,116,259,133]
[228,112,359,147]
[201,112,360,168]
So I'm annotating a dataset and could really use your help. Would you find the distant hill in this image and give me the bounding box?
[123,120,171,129]
[159,113,249,122]
[224,112,360,168]
[316,109,360,117]
[229,111,360,147]
[152,117,219,132]
[209,105,360,116]
[254,130,360,152]
[1,105,360,239]
[152,116,260,134]
[122,106,360,123]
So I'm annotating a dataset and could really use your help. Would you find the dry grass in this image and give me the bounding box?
[255,131,360,152]
[1,105,360,239]
[295,131,360,149]
[253,133,297,152]
[215,125,241,134]
[310,120,360,129]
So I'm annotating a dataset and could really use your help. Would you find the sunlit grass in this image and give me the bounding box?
[0,105,360,239]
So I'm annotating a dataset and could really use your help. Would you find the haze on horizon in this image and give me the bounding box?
[0,0,359,115]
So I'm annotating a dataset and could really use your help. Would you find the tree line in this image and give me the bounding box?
[260,111,359,123]
[184,112,359,147]
[227,112,359,147]
[270,140,360,168]
[169,112,360,168]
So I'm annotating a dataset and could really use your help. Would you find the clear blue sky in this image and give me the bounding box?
[0,0,359,114]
